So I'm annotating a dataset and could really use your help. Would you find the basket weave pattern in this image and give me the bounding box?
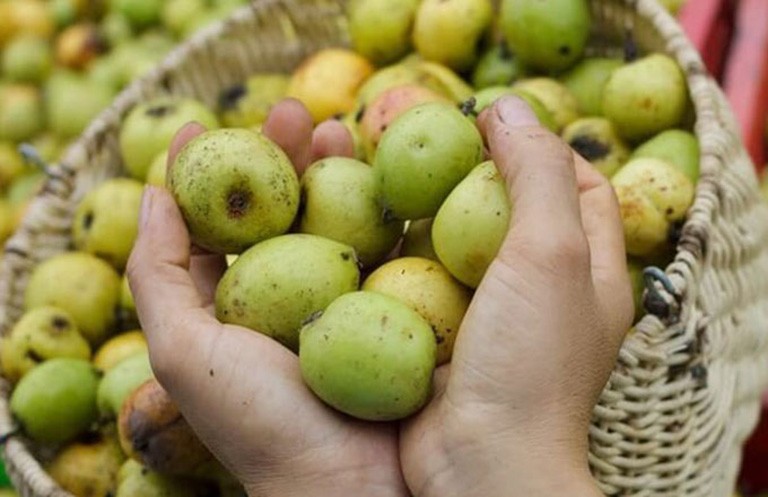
[0,0,767,496]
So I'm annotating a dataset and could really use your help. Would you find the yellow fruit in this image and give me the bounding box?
[47,433,126,497]
[513,78,580,132]
[93,331,148,372]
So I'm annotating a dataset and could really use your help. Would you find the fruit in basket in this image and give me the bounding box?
[472,86,558,132]
[363,257,471,365]
[500,0,591,72]
[432,161,510,288]
[215,234,360,351]
[73,178,144,270]
[97,351,153,418]
[119,97,219,181]
[513,78,580,132]
[412,0,493,72]
[100,11,134,48]
[356,63,431,107]
[25,251,121,346]
[374,102,484,220]
[348,0,421,65]
[112,0,163,30]
[300,291,436,421]
[631,129,700,183]
[286,48,375,123]
[218,74,289,128]
[55,23,108,70]
[603,53,688,141]
[46,71,117,139]
[47,432,126,497]
[145,150,168,187]
[0,142,26,190]
[404,57,474,102]
[299,157,405,267]
[560,57,623,116]
[401,219,438,261]
[93,331,148,372]
[0,84,44,142]
[472,42,528,89]
[0,0,55,47]
[611,157,695,256]
[169,128,300,254]
[116,460,205,497]
[562,117,629,178]
[2,35,52,84]
[10,358,99,444]
[162,0,207,39]
[0,306,91,383]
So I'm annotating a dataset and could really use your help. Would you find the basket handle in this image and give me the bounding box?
[642,266,681,321]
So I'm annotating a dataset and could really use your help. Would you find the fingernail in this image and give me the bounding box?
[139,186,155,233]
[496,96,540,127]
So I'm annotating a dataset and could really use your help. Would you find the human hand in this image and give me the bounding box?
[127,99,409,497]
[399,96,634,497]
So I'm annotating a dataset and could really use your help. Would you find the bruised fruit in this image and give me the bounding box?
[631,129,700,184]
[560,57,623,116]
[11,358,99,444]
[169,128,300,254]
[500,0,591,72]
[116,460,201,497]
[432,161,510,288]
[472,42,528,89]
[97,351,153,418]
[93,331,148,372]
[562,117,629,178]
[55,23,107,70]
[119,97,220,180]
[300,291,436,421]
[603,54,688,142]
[47,432,125,497]
[374,102,484,220]
[25,252,121,346]
[299,158,404,267]
[215,234,360,351]
[401,219,438,261]
[145,150,168,187]
[513,78,579,132]
[73,178,144,270]
[218,74,289,128]
[363,257,471,365]
[348,0,421,65]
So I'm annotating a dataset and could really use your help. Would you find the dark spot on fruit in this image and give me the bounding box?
[558,45,571,56]
[569,135,610,162]
[51,316,69,332]
[355,105,366,123]
[496,211,501,216]
[25,349,44,364]
[380,124,387,132]
[145,104,174,118]
[381,315,389,327]
[408,333,413,340]
[436,335,445,344]
[331,113,344,120]
[341,251,351,261]
[226,189,251,218]
[86,30,108,55]
[82,210,94,230]
[219,84,247,110]
[666,207,674,216]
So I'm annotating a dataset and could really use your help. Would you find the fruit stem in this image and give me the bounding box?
[459,97,478,117]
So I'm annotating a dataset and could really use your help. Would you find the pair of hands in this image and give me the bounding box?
[126,96,634,497]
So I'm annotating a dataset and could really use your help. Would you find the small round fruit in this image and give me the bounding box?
[630,129,700,184]
[46,71,116,139]
[93,331,148,372]
[471,42,528,89]
[513,78,579,132]
[2,35,52,83]
[560,57,622,116]
[348,0,421,65]
[0,84,44,142]
[96,351,153,418]
[55,23,108,70]
[562,117,629,178]
[218,74,289,128]
[47,433,125,497]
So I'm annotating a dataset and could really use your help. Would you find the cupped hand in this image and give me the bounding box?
[399,96,634,497]
[127,99,409,497]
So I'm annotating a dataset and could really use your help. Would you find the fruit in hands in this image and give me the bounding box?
[412,0,493,72]
[363,257,471,365]
[116,460,201,497]
[471,86,558,132]
[602,54,688,142]
[218,74,289,128]
[119,97,220,180]
[471,42,528,89]
[348,0,421,65]
[2,35,52,83]
[299,158,404,267]
[46,71,116,139]
[611,158,695,256]
[216,234,360,351]
[93,331,148,372]
[169,128,300,254]
[10,358,99,444]
[286,48,375,123]
[145,150,168,187]
[300,291,436,421]
[631,129,700,184]
[0,84,44,142]
[25,252,121,346]
[562,117,629,178]
[73,178,144,270]
[47,432,125,497]
[96,351,153,418]
[374,102,484,220]
[1,306,91,384]
[513,78,580,132]
[401,219,438,261]
[432,161,510,288]
[500,0,591,72]
[560,57,622,116]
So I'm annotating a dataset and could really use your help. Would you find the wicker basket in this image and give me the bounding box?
[1,0,768,495]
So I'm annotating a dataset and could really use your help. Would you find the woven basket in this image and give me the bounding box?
[1,0,768,495]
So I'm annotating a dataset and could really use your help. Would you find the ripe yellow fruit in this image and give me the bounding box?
[93,331,148,372]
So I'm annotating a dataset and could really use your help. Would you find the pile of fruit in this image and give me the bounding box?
[1,0,702,495]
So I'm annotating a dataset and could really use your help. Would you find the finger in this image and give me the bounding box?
[189,252,227,308]
[262,98,314,176]
[167,122,208,171]
[310,119,355,162]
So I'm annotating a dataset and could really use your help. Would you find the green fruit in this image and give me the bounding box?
[0,306,91,383]
[73,178,144,270]
[299,291,436,421]
[116,460,201,497]
[560,57,622,116]
[162,0,207,39]
[145,150,168,187]
[471,86,558,132]
[412,0,493,72]
[215,234,360,351]
[513,78,579,132]
[25,251,121,346]
[112,0,163,29]
[10,358,99,444]
[363,257,471,365]
[7,171,45,206]
[471,42,528,89]
[119,97,220,180]
[100,12,134,47]
[218,74,289,128]
[87,56,123,92]
[96,351,153,418]
[0,141,26,190]
[400,219,438,261]
[299,157,404,267]
[611,158,694,256]
[119,274,137,317]
[500,0,591,72]
[2,35,52,83]
[631,129,700,184]
[0,84,44,142]
[374,102,484,220]
[46,72,116,139]
[348,0,421,65]
[562,117,629,178]
[603,54,688,142]
[169,129,299,254]
[432,161,510,288]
